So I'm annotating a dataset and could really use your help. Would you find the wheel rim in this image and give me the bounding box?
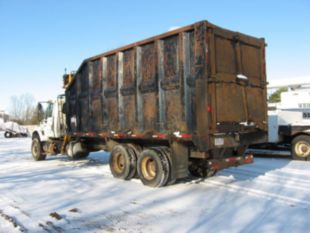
[295,141,310,157]
[112,152,125,174]
[32,142,39,156]
[141,156,156,181]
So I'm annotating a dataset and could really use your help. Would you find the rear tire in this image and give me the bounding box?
[137,149,170,187]
[126,144,141,178]
[291,135,310,160]
[31,137,46,161]
[109,144,137,180]
[153,147,176,185]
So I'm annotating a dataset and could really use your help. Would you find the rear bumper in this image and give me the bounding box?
[209,154,254,172]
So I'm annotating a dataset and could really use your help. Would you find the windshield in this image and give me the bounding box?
[45,102,54,118]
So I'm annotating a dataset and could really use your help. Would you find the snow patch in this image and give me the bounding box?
[0,132,309,232]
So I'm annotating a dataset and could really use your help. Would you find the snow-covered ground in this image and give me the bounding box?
[0,132,309,233]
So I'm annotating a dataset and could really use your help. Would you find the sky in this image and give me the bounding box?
[0,0,309,111]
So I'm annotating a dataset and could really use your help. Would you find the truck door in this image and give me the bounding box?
[208,28,267,133]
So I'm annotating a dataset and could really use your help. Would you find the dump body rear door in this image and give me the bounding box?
[208,27,267,133]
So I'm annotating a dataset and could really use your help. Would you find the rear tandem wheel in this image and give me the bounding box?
[109,144,137,180]
[137,148,170,188]
[109,145,175,187]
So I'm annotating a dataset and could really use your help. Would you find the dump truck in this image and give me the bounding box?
[31,20,268,187]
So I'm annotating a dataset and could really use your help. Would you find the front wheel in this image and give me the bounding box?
[4,131,12,138]
[291,135,310,160]
[31,138,46,161]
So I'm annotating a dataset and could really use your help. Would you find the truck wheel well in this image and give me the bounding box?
[291,132,310,142]
[32,131,40,140]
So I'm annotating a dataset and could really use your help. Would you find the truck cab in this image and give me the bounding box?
[31,95,66,160]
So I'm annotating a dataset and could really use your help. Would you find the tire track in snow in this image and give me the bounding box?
[225,166,310,186]
[0,196,67,233]
[219,169,310,192]
[202,177,310,206]
[238,163,310,178]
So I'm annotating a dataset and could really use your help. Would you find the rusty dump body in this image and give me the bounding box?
[65,20,268,186]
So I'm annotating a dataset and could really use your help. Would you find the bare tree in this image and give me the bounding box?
[9,94,37,124]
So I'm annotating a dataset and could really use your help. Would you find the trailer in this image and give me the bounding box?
[32,20,268,187]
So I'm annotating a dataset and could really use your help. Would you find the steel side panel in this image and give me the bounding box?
[67,24,204,136]
[65,20,267,151]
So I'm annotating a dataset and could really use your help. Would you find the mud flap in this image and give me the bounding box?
[170,142,189,180]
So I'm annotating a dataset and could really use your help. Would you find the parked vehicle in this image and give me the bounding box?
[31,20,268,187]
[251,83,310,160]
[3,121,29,138]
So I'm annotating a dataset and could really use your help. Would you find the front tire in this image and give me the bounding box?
[4,131,12,138]
[292,135,310,160]
[31,138,46,161]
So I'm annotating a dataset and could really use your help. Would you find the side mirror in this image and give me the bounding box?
[37,103,43,111]
[37,103,44,122]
